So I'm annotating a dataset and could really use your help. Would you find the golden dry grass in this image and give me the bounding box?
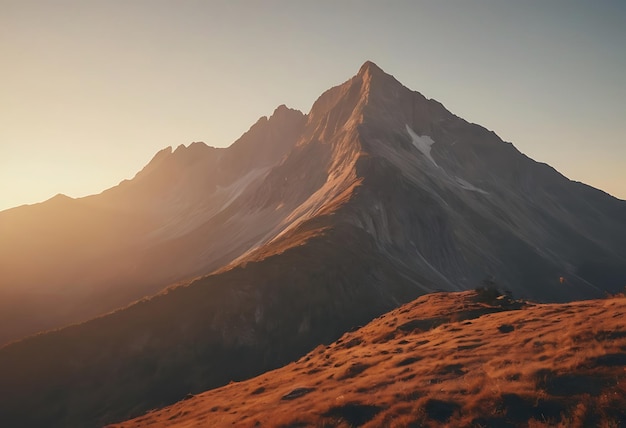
[109,291,626,427]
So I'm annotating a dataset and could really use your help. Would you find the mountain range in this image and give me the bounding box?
[0,61,625,427]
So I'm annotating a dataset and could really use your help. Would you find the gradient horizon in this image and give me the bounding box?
[2,0,625,210]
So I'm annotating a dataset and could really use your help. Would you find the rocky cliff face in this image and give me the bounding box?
[339,62,626,302]
[0,61,625,427]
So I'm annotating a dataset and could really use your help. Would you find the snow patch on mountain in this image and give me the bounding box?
[405,124,438,168]
[405,124,488,195]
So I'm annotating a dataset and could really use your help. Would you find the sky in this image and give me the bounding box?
[2,0,625,211]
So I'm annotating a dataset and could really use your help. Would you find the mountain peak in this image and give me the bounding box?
[358,60,385,77]
[306,61,398,132]
[356,60,407,100]
[270,104,305,121]
[46,193,73,203]
[272,104,290,114]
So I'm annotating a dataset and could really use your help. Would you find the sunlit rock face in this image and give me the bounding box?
[0,61,625,428]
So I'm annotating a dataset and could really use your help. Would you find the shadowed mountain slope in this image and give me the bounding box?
[0,62,625,427]
[111,290,626,428]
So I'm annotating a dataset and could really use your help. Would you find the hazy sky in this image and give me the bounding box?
[2,1,625,210]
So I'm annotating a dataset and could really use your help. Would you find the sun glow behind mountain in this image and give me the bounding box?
[2,1,625,211]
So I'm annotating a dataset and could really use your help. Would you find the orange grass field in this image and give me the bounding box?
[110,290,626,427]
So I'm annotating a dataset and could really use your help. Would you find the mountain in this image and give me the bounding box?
[109,290,626,428]
[0,61,625,427]
[0,105,307,345]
